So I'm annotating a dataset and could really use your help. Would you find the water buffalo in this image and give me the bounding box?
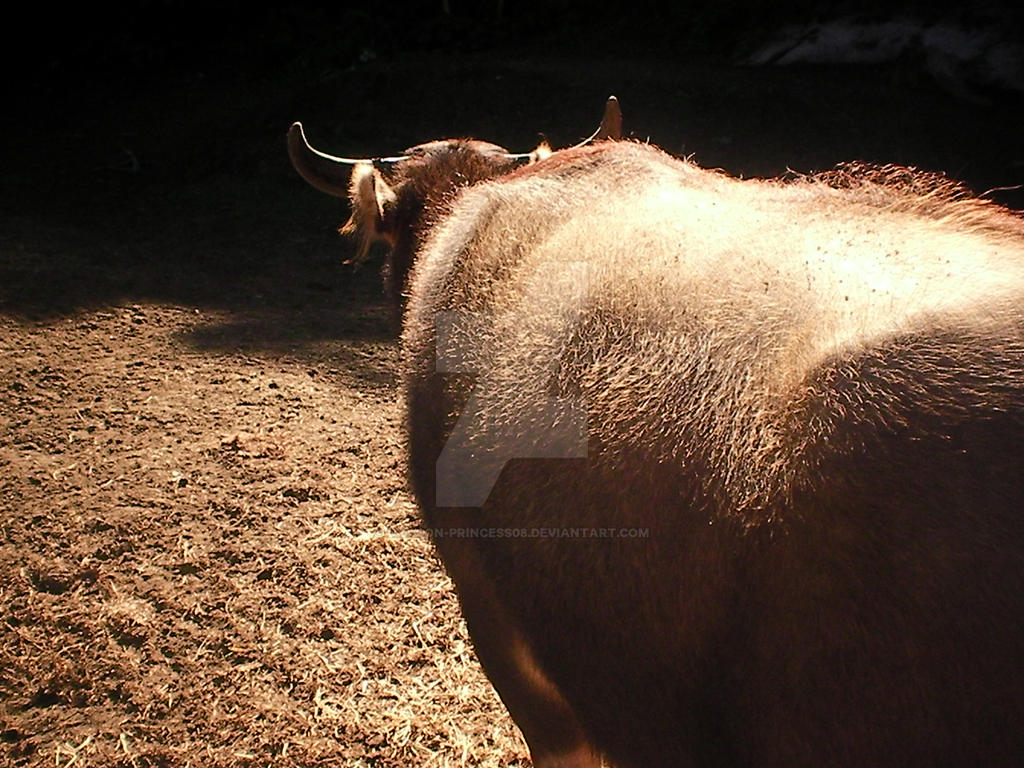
[289,102,1024,768]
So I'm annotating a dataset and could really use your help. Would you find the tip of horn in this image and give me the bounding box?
[597,96,622,141]
[287,122,307,157]
[288,121,309,148]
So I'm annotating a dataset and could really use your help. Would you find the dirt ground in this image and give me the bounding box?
[2,46,1023,767]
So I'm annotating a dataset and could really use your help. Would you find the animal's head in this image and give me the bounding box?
[287,97,622,318]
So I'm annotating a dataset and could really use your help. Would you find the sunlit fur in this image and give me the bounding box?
[340,163,392,263]
[398,141,1024,768]
[341,139,547,313]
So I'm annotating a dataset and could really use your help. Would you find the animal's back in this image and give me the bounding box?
[403,141,1024,767]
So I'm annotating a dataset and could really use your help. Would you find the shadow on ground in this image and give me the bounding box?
[3,53,1023,348]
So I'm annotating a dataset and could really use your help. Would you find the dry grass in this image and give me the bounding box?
[0,304,529,766]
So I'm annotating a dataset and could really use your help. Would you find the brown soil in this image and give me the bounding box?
[2,50,1022,767]
[0,300,531,766]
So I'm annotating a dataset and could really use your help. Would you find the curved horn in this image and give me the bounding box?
[287,122,408,197]
[568,95,624,150]
[501,97,621,165]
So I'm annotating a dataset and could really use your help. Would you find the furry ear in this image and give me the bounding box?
[532,141,553,163]
[341,164,398,262]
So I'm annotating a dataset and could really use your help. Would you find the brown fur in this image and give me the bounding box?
[339,139,528,318]
[394,140,1024,767]
[290,130,1024,765]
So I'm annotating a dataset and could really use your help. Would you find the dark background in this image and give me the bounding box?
[3,0,1023,322]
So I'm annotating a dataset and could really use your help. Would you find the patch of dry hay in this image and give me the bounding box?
[0,305,528,766]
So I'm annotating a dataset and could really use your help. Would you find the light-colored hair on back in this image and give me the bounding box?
[806,162,1024,239]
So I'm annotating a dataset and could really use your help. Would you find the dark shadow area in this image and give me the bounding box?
[2,2,1022,347]
[179,304,401,391]
[183,306,394,351]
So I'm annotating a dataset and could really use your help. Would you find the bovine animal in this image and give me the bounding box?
[289,110,1024,768]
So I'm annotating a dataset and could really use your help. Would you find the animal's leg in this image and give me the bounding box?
[432,531,603,768]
